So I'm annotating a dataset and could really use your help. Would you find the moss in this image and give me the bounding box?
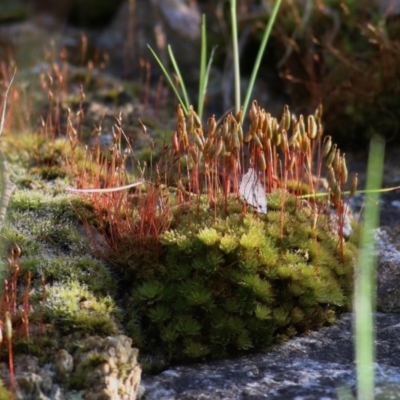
[2,132,89,185]
[68,352,108,390]
[0,380,11,400]
[114,192,357,365]
[0,179,119,350]
[44,281,118,335]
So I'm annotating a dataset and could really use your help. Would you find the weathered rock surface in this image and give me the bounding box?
[0,334,142,400]
[141,312,400,400]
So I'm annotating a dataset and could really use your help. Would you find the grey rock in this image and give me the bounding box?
[141,313,400,400]
[54,350,74,381]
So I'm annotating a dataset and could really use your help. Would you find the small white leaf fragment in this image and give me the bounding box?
[239,168,267,214]
[66,181,144,193]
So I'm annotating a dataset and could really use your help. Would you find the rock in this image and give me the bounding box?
[69,334,142,400]
[141,313,400,399]
[98,0,201,80]
[54,350,74,381]
[376,229,400,313]
[0,355,63,400]
[0,335,142,400]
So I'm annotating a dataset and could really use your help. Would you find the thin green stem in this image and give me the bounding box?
[198,15,207,121]
[354,134,385,400]
[242,0,282,118]
[168,45,191,112]
[230,0,241,114]
[147,45,189,115]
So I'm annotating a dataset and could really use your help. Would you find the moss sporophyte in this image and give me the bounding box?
[65,103,359,366]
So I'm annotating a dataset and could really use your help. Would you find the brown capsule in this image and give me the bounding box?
[258,109,266,130]
[209,135,224,159]
[287,153,296,172]
[187,107,194,134]
[245,117,259,142]
[192,109,202,129]
[333,149,341,172]
[317,121,324,137]
[177,103,185,120]
[193,129,204,151]
[341,153,348,184]
[263,113,272,138]
[270,117,278,137]
[189,145,199,164]
[203,136,215,155]
[280,130,289,153]
[282,105,291,131]
[350,173,358,197]
[325,144,337,168]
[327,166,337,188]
[307,115,317,139]
[322,135,332,157]
[181,130,189,149]
[315,104,323,122]
[237,124,244,143]
[250,100,258,121]
[5,312,12,341]
[230,118,238,140]
[236,108,243,124]
[207,115,217,138]
[299,115,306,136]
[172,131,180,152]
[259,150,267,170]
[230,126,238,149]
[253,133,263,149]
[301,135,309,153]
[273,131,282,147]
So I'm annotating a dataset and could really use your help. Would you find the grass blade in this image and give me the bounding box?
[354,134,385,400]
[147,45,188,115]
[242,0,282,118]
[168,44,191,112]
[230,0,241,113]
[198,14,207,120]
[200,46,217,119]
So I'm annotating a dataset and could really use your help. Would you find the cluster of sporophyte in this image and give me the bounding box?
[68,102,358,367]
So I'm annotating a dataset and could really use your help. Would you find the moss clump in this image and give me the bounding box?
[44,281,118,335]
[0,380,11,400]
[120,193,357,365]
[0,188,120,348]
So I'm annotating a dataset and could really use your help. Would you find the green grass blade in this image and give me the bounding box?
[168,45,191,112]
[230,0,241,113]
[200,46,217,119]
[354,134,385,400]
[198,14,207,120]
[147,45,188,115]
[242,0,282,118]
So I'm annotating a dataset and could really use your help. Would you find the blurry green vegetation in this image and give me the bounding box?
[269,0,400,147]
[120,193,357,368]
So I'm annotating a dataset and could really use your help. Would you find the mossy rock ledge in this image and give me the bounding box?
[0,184,142,398]
[0,129,358,396]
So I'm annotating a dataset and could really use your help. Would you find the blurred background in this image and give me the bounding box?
[0,0,400,150]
